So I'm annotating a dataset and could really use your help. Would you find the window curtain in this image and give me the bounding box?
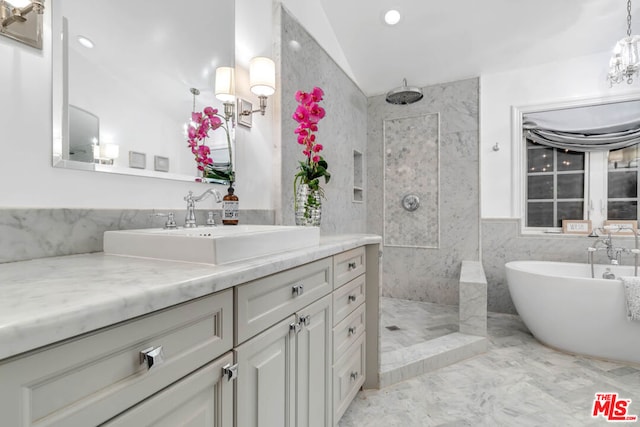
[523,100,640,152]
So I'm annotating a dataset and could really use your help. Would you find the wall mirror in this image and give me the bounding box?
[51,0,235,183]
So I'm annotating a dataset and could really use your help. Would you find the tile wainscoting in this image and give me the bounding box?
[0,208,275,264]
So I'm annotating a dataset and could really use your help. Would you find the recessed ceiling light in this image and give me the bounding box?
[77,35,94,49]
[384,9,401,26]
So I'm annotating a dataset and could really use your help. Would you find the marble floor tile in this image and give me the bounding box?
[341,306,640,426]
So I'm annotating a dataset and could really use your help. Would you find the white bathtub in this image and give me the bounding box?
[505,260,640,365]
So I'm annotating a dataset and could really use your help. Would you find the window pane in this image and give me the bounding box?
[527,202,553,227]
[527,147,554,173]
[608,171,637,198]
[557,174,584,199]
[609,145,639,170]
[528,175,553,199]
[557,150,584,172]
[608,201,637,220]
[557,202,584,227]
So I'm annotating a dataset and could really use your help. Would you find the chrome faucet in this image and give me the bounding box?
[184,189,222,228]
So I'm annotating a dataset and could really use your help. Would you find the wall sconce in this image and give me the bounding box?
[93,143,120,165]
[0,0,45,49]
[240,56,276,117]
[214,66,236,122]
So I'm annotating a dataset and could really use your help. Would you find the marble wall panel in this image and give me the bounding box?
[280,8,368,234]
[368,78,480,306]
[481,218,611,314]
[383,114,439,248]
[0,208,274,263]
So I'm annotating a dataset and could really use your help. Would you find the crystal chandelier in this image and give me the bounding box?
[608,0,640,85]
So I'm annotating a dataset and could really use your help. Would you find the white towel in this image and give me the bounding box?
[621,276,640,321]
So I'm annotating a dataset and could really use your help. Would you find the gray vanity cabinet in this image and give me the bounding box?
[234,258,333,427]
[0,289,233,427]
[0,244,375,427]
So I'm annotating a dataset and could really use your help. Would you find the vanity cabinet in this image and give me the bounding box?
[0,289,233,427]
[235,257,333,427]
[331,247,366,424]
[0,243,376,427]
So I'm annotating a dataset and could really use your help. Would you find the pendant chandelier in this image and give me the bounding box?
[608,0,640,85]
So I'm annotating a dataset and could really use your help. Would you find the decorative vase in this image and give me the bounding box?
[295,183,322,226]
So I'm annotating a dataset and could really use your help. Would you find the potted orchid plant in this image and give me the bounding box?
[292,86,330,226]
[187,106,235,184]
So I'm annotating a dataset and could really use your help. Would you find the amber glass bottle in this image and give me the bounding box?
[222,186,239,225]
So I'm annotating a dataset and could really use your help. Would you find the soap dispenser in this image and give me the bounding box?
[222,186,239,225]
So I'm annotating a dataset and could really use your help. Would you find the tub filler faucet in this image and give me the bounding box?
[587,225,640,278]
[184,189,222,228]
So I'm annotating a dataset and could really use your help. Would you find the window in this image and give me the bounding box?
[524,141,640,229]
[608,144,639,220]
[525,140,585,227]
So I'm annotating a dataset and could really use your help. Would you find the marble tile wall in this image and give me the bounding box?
[367,78,480,305]
[279,8,368,234]
[0,208,274,264]
[481,218,607,314]
[383,114,439,248]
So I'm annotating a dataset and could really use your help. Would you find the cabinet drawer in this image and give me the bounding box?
[0,290,233,427]
[333,303,365,362]
[333,274,366,325]
[236,257,333,344]
[333,246,366,289]
[333,333,365,425]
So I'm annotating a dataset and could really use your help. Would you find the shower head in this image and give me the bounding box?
[385,78,423,105]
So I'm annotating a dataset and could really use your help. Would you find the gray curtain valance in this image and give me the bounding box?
[523,100,640,152]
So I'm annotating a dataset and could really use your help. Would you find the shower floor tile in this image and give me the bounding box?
[380,296,459,355]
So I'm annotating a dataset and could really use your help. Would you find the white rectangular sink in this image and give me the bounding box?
[103,225,320,264]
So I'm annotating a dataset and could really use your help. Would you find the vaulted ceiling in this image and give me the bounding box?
[319,0,636,96]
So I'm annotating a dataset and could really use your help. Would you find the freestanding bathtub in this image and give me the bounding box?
[505,260,640,365]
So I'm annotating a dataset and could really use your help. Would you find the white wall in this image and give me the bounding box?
[481,51,640,218]
[0,4,274,210]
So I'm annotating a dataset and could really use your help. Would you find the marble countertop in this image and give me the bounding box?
[0,234,380,361]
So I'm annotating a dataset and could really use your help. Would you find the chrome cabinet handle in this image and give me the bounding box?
[348,326,357,336]
[222,363,238,382]
[350,371,359,381]
[292,284,304,297]
[140,346,164,371]
[299,315,311,327]
[290,321,302,334]
[348,294,357,303]
[348,262,357,270]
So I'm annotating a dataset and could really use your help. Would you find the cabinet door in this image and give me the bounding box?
[296,294,333,427]
[103,352,234,427]
[235,315,296,427]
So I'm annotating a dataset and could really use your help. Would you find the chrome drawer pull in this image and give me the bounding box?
[350,371,359,381]
[292,284,304,297]
[348,262,357,270]
[140,346,164,371]
[348,326,357,336]
[348,294,357,303]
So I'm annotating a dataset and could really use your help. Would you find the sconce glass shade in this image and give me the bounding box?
[215,66,235,103]
[249,57,276,97]
[100,143,120,160]
[5,0,31,7]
